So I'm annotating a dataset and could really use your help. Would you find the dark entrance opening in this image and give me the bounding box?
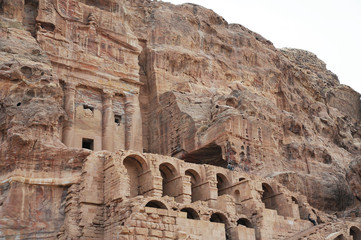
[185,169,201,202]
[261,183,276,210]
[159,163,178,198]
[237,218,253,228]
[216,173,229,197]
[83,104,94,112]
[114,115,122,126]
[82,138,94,150]
[23,0,39,36]
[145,200,167,209]
[210,212,230,240]
[350,226,361,240]
[182,142,225,167]
[181,208,200,220]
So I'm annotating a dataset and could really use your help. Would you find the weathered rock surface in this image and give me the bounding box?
[0,14,90,238]
[125,1,361,212]
[0,0,360,239]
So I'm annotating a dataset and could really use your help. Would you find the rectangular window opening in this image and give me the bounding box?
[82,138,94,150]
[83,104,94,112]
[114,115,122,126]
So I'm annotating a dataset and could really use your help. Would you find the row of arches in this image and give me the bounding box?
[123,154,236,201]
[144,200,252,227]
[144,200,253,240]
[331,227,361,240]
[122,154,300,220]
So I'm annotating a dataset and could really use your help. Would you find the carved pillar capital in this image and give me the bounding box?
[103,89,115,99]
[64,81,77,93]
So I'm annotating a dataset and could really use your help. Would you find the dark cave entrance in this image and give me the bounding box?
[182,142,226,168]
[23,0,39,37]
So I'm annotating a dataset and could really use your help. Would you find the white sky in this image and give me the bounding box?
[166,0,361,94]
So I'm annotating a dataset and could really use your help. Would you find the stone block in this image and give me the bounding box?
[135,227,148,235]
[177,212,187,218]
[163,216,176,224]
[145,207,158,214]
[157,208,168,216]
[149,229,163,237]
[163,231,176,239]
[135,236,146,240]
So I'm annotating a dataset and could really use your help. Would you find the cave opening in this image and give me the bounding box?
[23,0,39,37]
[182,142,226,167]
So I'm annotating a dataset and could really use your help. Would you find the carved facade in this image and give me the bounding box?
[0,0,360,239]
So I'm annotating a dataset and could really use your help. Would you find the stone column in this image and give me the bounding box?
[124,95,135,150]
[102,90,114,151]
[124,93,142,151]
[62,82,77,147]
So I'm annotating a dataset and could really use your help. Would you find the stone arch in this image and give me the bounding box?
[210,212,231,240]
[291,196,306,220]
[350,226,361,240]
[159,162,179,198]
[334,234,346,240]
[185,169,202,202]
[123,154,149,197]
[180,207,200,220]
[261,183,276,210]
[210,212,229,224]
[237,218,253,228]
[217,173,230,196]
[145,200,168,209]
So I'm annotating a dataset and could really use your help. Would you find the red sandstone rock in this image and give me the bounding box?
[0,0,360,239]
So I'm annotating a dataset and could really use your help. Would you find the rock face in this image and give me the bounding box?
[0,0,360,239]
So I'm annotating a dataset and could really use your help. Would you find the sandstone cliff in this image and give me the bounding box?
[0,0,360,239]
[124,1,361,211]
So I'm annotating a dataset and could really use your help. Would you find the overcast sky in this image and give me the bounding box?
[167,0,361,94]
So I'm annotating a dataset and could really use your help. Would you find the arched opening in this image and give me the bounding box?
[291,196,298,205]
[145,200,167,209]
[185,169,201,202]
[239,177,246,182]
[237,218,253,228]
[210,212,230,240]
[181,208,200,220]
[334,234,346,240]
[217,173,230,196]
[159,162,178,198]
[123,155,148,198]
[261,183,276,210]
[350,226,361,240]
[233,190,241,203]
